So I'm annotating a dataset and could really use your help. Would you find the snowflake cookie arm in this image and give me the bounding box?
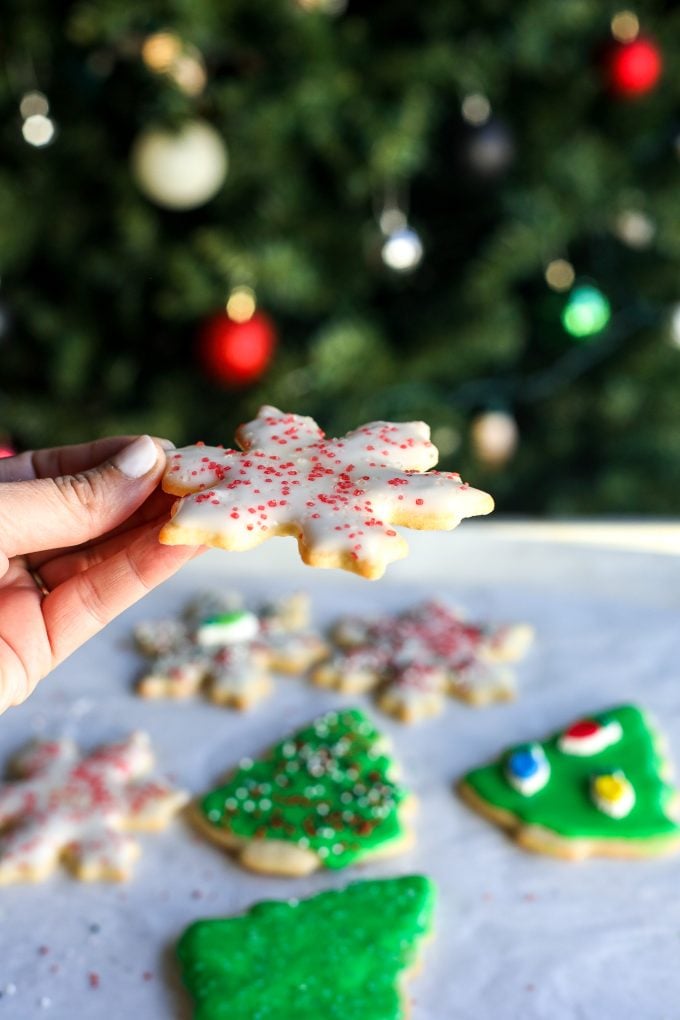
[259,592,311,632]
[85,732,156,781]
[0,779,40,829]
[205,646,272,709]
[366,468,494,530]
[0,819,67,883]
[235,405,326,452]
[378,664,449,723]
[312,646,388,694]
[447,659,516,706]
[8,738,78,779]
[163,446,238,496]
[137,651,209,700]
[120,779,189,831]
[480,623,535,663]
[61,826,140,882]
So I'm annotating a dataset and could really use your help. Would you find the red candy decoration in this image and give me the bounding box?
[564,719,599,740]
[606,38,662,98]
[198,311,276,387]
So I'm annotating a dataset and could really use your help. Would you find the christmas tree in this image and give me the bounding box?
[2,3,680,513]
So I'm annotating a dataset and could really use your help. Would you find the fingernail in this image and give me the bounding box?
[113,435,159,479]
[158,439,175,451]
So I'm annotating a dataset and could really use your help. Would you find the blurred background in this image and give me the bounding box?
[2,2,680,514]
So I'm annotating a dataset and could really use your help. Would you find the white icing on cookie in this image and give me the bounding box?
[160,406,494,578]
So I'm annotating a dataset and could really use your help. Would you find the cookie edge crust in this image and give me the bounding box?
[189,794,418,876]
[457,780,680,860]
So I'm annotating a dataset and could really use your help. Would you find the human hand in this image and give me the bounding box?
[0,435,202,714]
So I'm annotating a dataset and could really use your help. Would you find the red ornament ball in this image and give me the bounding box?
[607,38,662,97]
[198,311,276,387]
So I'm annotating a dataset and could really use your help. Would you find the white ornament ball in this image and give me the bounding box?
[470,411,518,467]
[131,120,228,210]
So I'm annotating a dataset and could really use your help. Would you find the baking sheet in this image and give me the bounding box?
[1,526,680,1020]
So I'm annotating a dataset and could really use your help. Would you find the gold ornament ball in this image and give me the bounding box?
[470,411,518,467]
[131,120,228,210]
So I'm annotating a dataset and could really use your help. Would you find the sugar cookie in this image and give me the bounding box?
[159,405,494,578]
[0,733,187,883]
[313,599,533,721]
[192,707,415,875]
[177,875,435,1020]
[136,592,327,710]
[458,705,680,859]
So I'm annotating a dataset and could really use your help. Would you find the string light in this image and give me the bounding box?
[141,32,206,96]
[226,286,256,323]
[377,185,423,273]
[461,93,491,126]
[562,285,611,339]
[545,259,575,292]
[381,227,423,272]
[611,10,640,43]
[465,120,514,177]
[19,91,56,148]
[19,91,49,118]
[141,32,182,72]
[22,114,55,147]
[470,411,518,467]
[170,49,207,96]
[614,210,655,249]
[378,207,407,235]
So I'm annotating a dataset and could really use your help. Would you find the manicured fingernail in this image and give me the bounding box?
[113,435,159,478]
[158,438,175,451]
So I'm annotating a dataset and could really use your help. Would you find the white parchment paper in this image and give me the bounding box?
[1,525,679,1020]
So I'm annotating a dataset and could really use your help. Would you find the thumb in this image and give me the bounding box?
[0,435,168,559]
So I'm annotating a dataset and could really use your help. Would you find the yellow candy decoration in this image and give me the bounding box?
[591,771,635,819]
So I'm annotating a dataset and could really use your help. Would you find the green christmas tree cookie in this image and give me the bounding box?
[193,708,416,875]
[177,875,436,1020]
[459,704,680,859]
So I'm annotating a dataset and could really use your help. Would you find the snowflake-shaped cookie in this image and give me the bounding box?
[159,405,494,579]
[0,732,187,883]
[136,592,328,710]
[313,600,533,722]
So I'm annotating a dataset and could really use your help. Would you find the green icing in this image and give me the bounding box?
[463,704,680,841]
[177,875,436,1020]
[200,708,408,868]
[201,611,248,626]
